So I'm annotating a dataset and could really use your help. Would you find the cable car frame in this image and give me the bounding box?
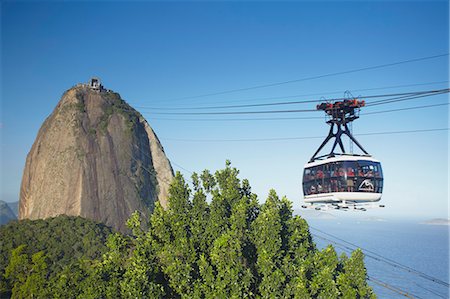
[302,98,384,211]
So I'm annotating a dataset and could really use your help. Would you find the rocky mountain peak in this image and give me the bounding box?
[19,80,173,232]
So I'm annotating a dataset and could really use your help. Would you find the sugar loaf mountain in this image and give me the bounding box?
[19,78,173,232]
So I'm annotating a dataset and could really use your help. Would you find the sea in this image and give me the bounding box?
[296,211,449,299]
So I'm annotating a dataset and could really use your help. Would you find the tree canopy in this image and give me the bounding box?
[0,215,113,298]
[1,162,375,298]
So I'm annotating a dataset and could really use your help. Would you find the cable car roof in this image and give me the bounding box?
[305,154,380,168]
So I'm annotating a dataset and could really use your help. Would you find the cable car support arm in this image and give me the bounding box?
[309,99,369,162]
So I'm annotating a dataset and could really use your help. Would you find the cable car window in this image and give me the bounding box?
[343,161,357,177]
[303,169,313,183]
[303,167,318,195]
[358,161,381,177]
[355,161,383,193]
[330,162,344,177]
[323,164,331,178]
[303,160,383,195]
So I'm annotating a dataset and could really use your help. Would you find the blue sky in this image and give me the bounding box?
[1,1,448,219]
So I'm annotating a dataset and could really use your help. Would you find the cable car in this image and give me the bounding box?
[302,98,384,210]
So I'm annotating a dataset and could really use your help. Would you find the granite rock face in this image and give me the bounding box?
[19,84,173,232]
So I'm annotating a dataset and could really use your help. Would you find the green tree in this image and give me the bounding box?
[150,172,197,298]
[310,245,340,299]
[120,212,164,298]
[206,231,253,298]
[49,260,91,299]
[0,215,112,297]
[190,184,209,254]
[79,233,128,299]
[337,249,376,299]
[252,189,286,298]
[21,251,48,298]
[4,245,49,298]
[202,184,258,298]
[281,215,316,298]
[0,162,376,299]
[4,245,30,298]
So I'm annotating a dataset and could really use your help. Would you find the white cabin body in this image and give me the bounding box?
[302,155,383,204]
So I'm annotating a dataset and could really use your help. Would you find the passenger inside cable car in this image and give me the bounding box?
[302,160,383,196]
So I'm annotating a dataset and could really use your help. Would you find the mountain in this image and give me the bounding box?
[0,200,17,225]
[19,79,174,232]
[7,201,19,217]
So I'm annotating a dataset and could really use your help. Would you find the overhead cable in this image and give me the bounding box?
[363,103,448,115]
[137,88,449,111]
[144,90,449,116]
[129,143,194,185]
[367,277,419,299]
[146,115,323,122]
[311,233,422,299]
[161,128,449,143]
[135,80,448,107]
[144,102,448,122]
[170,161,194,175]
[413,282,447,299]
[366,89,449,107]
[310,227,450,288]
[159,53,448,102]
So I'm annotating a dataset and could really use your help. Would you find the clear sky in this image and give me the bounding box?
[1,1,448,220]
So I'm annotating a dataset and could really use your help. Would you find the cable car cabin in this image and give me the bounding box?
[302,98,384,210]
[302,155,383,204]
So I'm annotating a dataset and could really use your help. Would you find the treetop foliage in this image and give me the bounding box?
[1,162,375,298]
[0,216,113,298]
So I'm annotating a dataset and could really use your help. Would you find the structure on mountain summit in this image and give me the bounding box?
[88,77,103,91]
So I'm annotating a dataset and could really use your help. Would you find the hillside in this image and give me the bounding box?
[0,215,113,297]
[6,201,18,218]
[0,201,16,225]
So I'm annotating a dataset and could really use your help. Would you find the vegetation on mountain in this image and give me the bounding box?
[2,162,375,298]
[0,216,113,298]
